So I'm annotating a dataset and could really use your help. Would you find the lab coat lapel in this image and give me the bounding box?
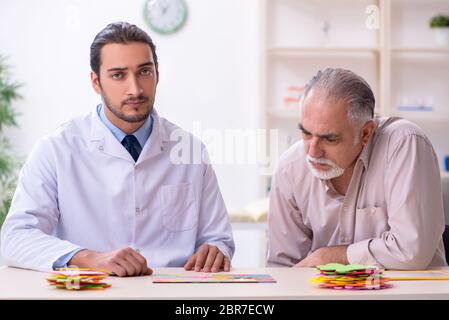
[137,109,168,163]
[88,110,135,163]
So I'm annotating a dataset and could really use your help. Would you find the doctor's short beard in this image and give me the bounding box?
[101,92,153,123]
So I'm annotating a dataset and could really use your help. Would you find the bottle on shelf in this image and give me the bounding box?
[282,85,304,110]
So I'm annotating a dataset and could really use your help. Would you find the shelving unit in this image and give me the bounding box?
[391,47,449,53]
[268,47,380,55]
[260,0,449,196]
[388,0,449,124]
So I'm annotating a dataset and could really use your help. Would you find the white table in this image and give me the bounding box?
[1,266,449,299]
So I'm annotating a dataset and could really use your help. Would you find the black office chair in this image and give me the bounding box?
[443,225,449,265]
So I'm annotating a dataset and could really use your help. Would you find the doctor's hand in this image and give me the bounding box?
[68,247,153,277]
[294,245,349,268]
[184,243,231,273]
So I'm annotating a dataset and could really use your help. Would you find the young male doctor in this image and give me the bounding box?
[1,22,235,276]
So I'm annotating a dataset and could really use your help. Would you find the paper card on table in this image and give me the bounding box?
[151,273,276,283]
[384,270,449,280]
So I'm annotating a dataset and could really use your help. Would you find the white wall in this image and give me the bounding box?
[0,0,262,210]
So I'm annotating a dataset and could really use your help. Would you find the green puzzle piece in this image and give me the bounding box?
[317,263,374,274]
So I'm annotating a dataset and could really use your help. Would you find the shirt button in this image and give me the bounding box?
[135,207,140,213]
[98,146,104,151]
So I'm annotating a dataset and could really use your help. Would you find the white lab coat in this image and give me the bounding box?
[1,109,235,272]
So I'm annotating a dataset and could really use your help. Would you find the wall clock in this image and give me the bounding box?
[144,0,188,35]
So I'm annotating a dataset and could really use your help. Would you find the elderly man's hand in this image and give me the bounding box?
[294,245,349,268]
[184,243,230,272]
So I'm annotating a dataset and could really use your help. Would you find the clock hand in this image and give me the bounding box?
[160,0,169,15]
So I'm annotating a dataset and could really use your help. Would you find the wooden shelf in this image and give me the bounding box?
[389,111,449,122]
[268,47,379,56]
[391,47,449,53]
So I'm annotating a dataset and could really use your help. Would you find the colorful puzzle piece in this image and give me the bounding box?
[46,268,111,290]
[311,263,392,290]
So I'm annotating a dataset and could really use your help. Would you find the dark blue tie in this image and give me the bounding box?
[121,135,142,162]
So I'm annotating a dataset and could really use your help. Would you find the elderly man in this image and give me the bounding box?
[267,68,446,269]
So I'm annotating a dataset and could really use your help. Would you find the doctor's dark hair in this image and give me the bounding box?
[302,68,375,128]
[90,21,159,80]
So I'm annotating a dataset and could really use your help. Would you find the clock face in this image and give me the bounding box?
[144,0,188,35]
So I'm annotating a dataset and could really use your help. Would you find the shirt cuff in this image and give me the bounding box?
[208,242,233,262]
[347,239,381,266]
[52,248,85,269]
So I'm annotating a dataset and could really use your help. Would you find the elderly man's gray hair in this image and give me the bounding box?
[302,68,375,128]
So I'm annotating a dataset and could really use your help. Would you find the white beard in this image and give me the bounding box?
[306,155,345,180]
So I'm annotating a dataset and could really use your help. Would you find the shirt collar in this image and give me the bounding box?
[97,104,153,147]
[356,117,382,170]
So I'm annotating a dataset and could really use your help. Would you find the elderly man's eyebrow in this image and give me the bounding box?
[298,123,311,134]
[298,123,339,139]
[319,133,339,140]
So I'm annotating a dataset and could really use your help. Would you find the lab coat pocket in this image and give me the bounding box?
[160,183,198,232]
[355,206,389,240]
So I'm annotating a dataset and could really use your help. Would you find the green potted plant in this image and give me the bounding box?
[0,56,22,229]
[430,14,449,46]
